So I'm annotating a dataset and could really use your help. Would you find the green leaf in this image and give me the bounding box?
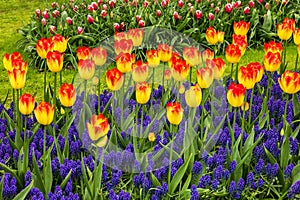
[169,154,192,194]
[262,10,272,31]
[293,94,300,115]
[150,172,161,187]
[31,150,46,195]
[12,180,34,200]
[0,162,23,188]
[292,164,300,185]
[0,176,4,198]
[60,170,72,189]
[44,154,53,194]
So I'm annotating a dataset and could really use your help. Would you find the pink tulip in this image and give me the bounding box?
[138,20,145,28]
[244,6,250,15]
[41,18,47,26]
[77,27,84,34]
[114,23,120,32]
[249,0,255,8]
[195,10,202,19]
[66,17,72,25]
[208,13,214,21]
[136,15,141,23]
[101,10,107,18]
[144,1,149,8]
[43,10,49,19]
[225,3,233,13]
[178,0,184,8]
[156,10,161,17]
[36,9,41,17]
[215,6,220,13]
[87,15,94,24]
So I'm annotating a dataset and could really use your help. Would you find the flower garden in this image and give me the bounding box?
[1,0,300,199]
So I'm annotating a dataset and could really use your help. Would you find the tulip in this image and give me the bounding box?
[208,13,214,21]
[114,39,133,55]
[232,34,248,55]
[138,20,145,28]
[78,59,96,80]
[233,20,250,36]
[136,82,151,104]
[278,70,300,94]
[201,49,214,62]
[215,6,220,14]
[36,9,41,17]
[183,47,201,66]
[66,17,72,25]
[247,62,264,83]
[77,27,84,34]
[178,0,184,8]
[156,10,162,17]
[148,132,156,142]
[249,1,254,8]
[227,83,246,107]
[196,67,214,88]
[225,44,242,64]
[49,26,56,34]
[91,47,107,66]
[101,10,107,18]
[87,14,94,23]
[3,52,23,71]
[146,50,161,67]
[135,15,141,23]
[168,52,181,67]
[283,18,295,31]
[264,41,283,54]
[46,51,64,72]
[7,68,26,89]
[294,28,300,45]
[59,83,76,107]
[34,102,54,125]
[241,102,249,111]
[195,10,202,19]
[144,1,149,8]
[217,31,225,43]
[166,102,183,125]
[164,69,172,81]
[77,46,91,60]
[225,3,233,13]
[106,68,124,91]
[244,7,250,15]
[132,60,149,83]
[127,28,144,47]
[158,44,172,62]
[87,114,110,142]
[264,52,281,72]
[173,11,180,20]
[41,18,47,26]
[19,93,35,115]
[185,84,202,107]
[51,34,68,53]
[116,53,135,73]
[277,23,293,41]
[171,59,190,82]
[206,26,218,45]
[114,31,127,41]
[211,58,226,80]
[238,66,258,89]
[114,23,120,32]
[36,38,54,59]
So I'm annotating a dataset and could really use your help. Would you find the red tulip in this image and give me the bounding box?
[208,13,214,21]
[244,7,250,15]
[249,1,254,7]
[225,3,233,13]
[195,10,202,19]
[156,10,161,17]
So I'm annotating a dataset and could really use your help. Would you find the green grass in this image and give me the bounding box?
[0,0,298,106]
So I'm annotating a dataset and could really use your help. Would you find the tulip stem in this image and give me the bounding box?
[235,63,239,83]
[15,89,22,149]
[168,124,174,186]
[284,94,289,119]
[189,67,193,83]
[162,62,166,95]
[23,116,28,173]
[53,72,57,135]
[84,80,87,103]
[43,125,47,157]
[295,52,299,72]
[248,88,254,125]
[230,63,234,81]
[60,71,62,85]
[282,40,287,74]
[152,68,155,89]
[98,69,101,114]
[44,67,47,100]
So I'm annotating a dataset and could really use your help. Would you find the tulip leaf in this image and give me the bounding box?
[0,175,4,198]
[292,164,300,185]
[44,150,53,194]
[60,169,72,190]
[12,180,34,200]
[262,10,273,31]
[31,150,46,195]
[293,94,300,116]
[150,172,161,187]
[280,134,290,171]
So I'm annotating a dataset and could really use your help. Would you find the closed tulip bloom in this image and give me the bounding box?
[87,114,110,141]
[183,47,201,66]
[132,60,149,83]
[34,101,54,125]
[264,41,283,54]
[36,38,54,59]
[185,84,202,107]
[106,68,124,91]
[264,52,281,72]
[226,44,242,64]
[116,53,135,73]
[51,34,68,53]
[166,102,183,125]
[91,47,107,66]
[164,69,172,81]
[201,49,214,62]
[148,132,156,142]
[78,59,96,80]
[171,59,190,81]
[238,66,257,89]
[158,44,172,62]
[232,34,248,55]
[168,52,181,67]
[136,82,151,104]
[127,28,144,47]
[46,51,64,72]
[283,18,296,31]
[19,93,35,115]
[210,58,226,80]
[217,31,225,43]
[278,70,300,94]
[11,59,28,72]
[233,20,250,36]
[3,52,22,71]
[277,23,293,41]
[146,49,161,67]
[247,62,264,82]
[7,68,27,89]
[227,83,246,107]
[206,26,218,45]
[114,39,133,55]
[59,83,76,107]
[196,66,214,88]
[77,46,91,60]
[294,28,300,45]
[114,31,127,40]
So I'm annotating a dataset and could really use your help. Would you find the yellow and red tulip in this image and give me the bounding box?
[264,41,283,55]
[114,39,133,55]
[148,132,156,142]
[278,70,300,94]
[106,68,124,91]
[46,51,64,72]
[217,31,225,43]
[210,58,226,80]
[132,60,149,83]
[3,52,22,71]
[51,34,68,53]
[225,44,242,64]
[77,46,91,60]
[58,83,76,107]
[158,44,172,62]
[170,59,190,81]
[247,62,264,83]
[227,83,246,107]
[87,113,110,142]
[277,22,293,41]
[166,102,183,125]
[116,53,135,73]
[146,49,161,67]
[294,28,300,45]
[11,59,28,72]
[183,47,201,66]
[233,20,250,36]
[91,47,107,66]
[264,52,281,72]
[196,66,214,88]
[77,59,96,80]
[136,82,151,104]
[36,38,54,59]
[205,26,218,45]
[232,34,248,55]
[19,93,35,115]
[127,28,144,47]
[185,84,202,108]
[7,68,27,89]
[114,31,127,41]
[238,65,258,89]
[34,101,54,125]
[168,52,181,67]
[164,69,172,81]
[201,49,214,63]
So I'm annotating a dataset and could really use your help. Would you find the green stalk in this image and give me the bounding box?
[168,124,174,186]
[230,63,234,81]
[189,67,193,83]
[162,62,166,95]
[248,88,254,124]
[44,67,47,100]
[23,116,28,173]
[13,89,16,121]
[60,71,62,85]
[235,63,239,83]
[15,89,22,149]
[98,69,101,114]
[281,40,287,74]
[84,80,87,104]
[152,67,155,89]
[53,72,57,135]
[295,51,299,72]
[284,94,289,119]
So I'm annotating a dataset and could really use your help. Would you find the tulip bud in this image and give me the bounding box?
[87,14,94,24]
[144,1,149,8]
[102,4,108,10]
[138,20,145,28]
[195,10,202,19]
[136,82,151,104]
[87,114,110,144]
[59,83,76,107]
[215,7,220,13]
[88,4,94,12]
[46,51,64,72]
[92,2,98,10]
[106,68,124,91]
[43,10,49,19]
[156,10,161,17]
[227,83,246,107]
[49,25,56,34]
[114,23,120,32]
[109,0,116,8]
[148,132,156,142]
[244,7,250,15]
[36,9,41,17]
[225,3,233,13]
[185,84,202,107]
[208,13,214,21]
[178,0,184,8]
[41,18,47,26]
[77,27,84,34]
[265,3,270,10]
[19,93,35,115]
[66,17,73,25]
[249,0,254,8]
[34,101,54,125]
[91,46,107,66]
[258,0,263,4]
[78,59,96,80]
[120,22,125,31]
[161,0,168,7]
[166,102,183,125]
